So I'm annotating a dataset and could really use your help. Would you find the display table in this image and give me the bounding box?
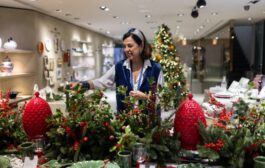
[47,100,66,114]
[202,89,258,114]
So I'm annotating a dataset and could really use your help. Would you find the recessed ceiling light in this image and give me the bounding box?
[74,17,80,20]
[176,26,180,29]
[113,16,119,19]
[176,20,183,23]
[106,31,110,34]
[87,23,92,25]
[145,14,152,18]
[196,29,200,32]
[177,13,185,17]
[55,9,62,12]
[200,25,205,29]
[29,0,38,2]
[231,36,235,39]
[211,12,218,16]
[197,0,206,8]
[99,6,109,11]
[65,13,72,17]
[248,17,253,21]
[120,21,129,25]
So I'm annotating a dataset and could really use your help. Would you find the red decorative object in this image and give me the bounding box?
[22,92,52,139]
[174,93,206,150]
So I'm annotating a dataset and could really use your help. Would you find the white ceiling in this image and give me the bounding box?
[0,0,265,41]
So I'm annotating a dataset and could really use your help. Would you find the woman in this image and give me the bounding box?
[80,28,164,113]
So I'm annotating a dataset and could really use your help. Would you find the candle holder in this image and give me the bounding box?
[117,150,132,168]
[18,142,35,161]
[133,142,146,165]
[32,135,45,157]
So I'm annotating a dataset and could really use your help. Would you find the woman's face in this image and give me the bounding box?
[123,36,143,61]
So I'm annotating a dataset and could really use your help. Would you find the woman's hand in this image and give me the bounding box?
[129,90,149,100]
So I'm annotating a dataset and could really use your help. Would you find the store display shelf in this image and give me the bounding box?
[0,49,33,54]
[71,52,93,57]
[72,40,92,44]
[72,66,94,70]
[0,72,35,79]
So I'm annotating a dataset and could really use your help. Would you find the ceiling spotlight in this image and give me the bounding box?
[177,13,185,17]
[99,6,109,11]
[248,17,253,21]
[211,12,218,16]
[197,0,206,8]
[191,7,199,18]
[244,5,250,11]
[145,14,152,18]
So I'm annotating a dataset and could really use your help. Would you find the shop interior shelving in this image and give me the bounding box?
[71,40,96,81]
[0,48,36,96]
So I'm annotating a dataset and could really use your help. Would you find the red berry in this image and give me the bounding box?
[83,137,89,142]
[65,127,72,134]
[109,135,115,141]
[74,141,79,151]
[104,122,109,127]
[79,121,86,128]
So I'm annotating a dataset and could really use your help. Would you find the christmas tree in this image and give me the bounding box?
[153,24,187,108]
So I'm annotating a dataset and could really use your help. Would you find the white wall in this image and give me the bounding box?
[0,7,114,93]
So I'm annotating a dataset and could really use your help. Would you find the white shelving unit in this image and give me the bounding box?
[0,72,35,79]
[0,48,36,95]
[71,40,96,81]
[101,44,114,74]
[0,49,33,54]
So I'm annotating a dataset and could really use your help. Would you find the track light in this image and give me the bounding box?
[197,0,206,8]
[191,7,199,18]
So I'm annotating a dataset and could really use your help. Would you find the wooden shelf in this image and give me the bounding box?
[0,72,35,79]
[0,49,33,54]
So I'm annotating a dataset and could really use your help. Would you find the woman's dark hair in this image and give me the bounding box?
[122,28,152,59]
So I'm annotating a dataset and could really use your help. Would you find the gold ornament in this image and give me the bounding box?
[155,54,162,61]
[169,44,175,51]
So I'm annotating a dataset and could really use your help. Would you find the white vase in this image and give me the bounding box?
[3,37,17,50]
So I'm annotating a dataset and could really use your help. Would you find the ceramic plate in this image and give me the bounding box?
[70,160,120,168]
[45,39,52,52]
